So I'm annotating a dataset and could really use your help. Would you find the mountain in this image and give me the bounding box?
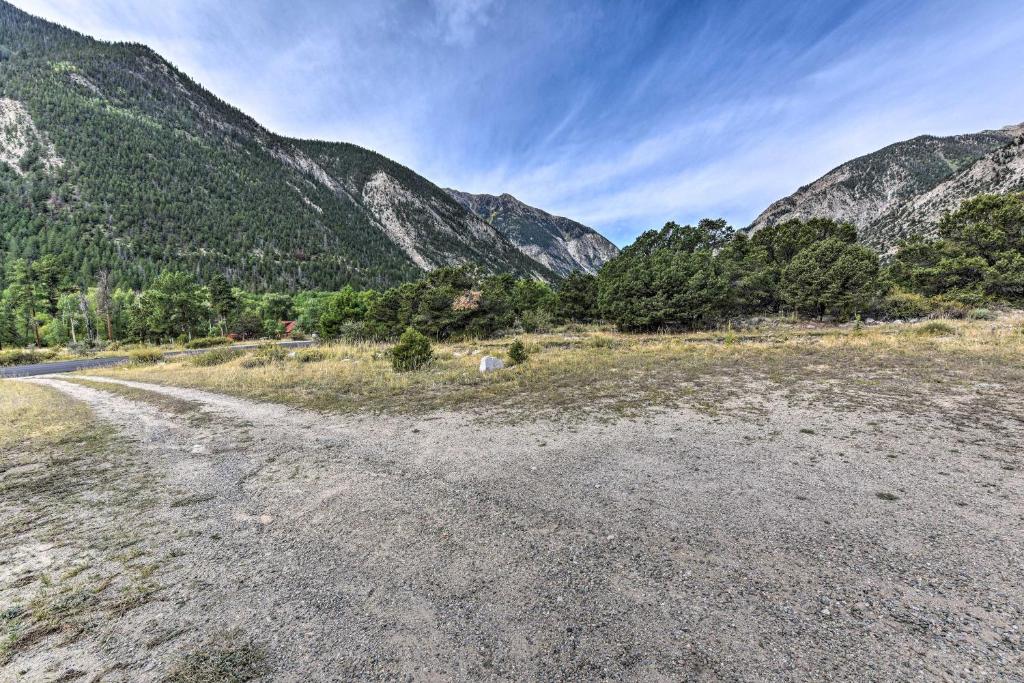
[0,2,555,292]
[444,190,619,275]
[871,134,1024,242]
[746,124,1024,250]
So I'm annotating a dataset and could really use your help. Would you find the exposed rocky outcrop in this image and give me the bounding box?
[747,124,1024,250]
[446,189,619,275]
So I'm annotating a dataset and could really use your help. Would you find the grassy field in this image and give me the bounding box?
[83,315,1024,420]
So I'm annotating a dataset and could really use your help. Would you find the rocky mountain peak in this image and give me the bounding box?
[445,189,619,276]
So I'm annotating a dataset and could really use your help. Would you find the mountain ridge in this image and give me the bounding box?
[0,1,562,291]
[746,123,1024,250]
[444,189,619,276]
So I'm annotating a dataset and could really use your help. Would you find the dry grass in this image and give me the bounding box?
[0,381,164,665]
[82,314,1024,421]
[62,378,210,425]
[0,381,102,455]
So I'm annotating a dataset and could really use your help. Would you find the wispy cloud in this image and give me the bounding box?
[11,0,1024,246]
[430,0,499,45]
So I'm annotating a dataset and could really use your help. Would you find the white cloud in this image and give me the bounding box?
[9,0,1024,248]
[429,0,498,45]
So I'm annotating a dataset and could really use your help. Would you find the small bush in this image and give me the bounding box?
[723,323,737,346]
[239,344,288,368]
[520,309,554,334]
[294,348,328,363]
[912,321,956,337]
[391,328,433,372]
[335,320,372,341]
[968,308,995,321]
[588,334,617,349]
[65,341,91,356]
[190,347,242,367]
[129,348,164,364]
[507,339,529,365]
[185,336,232,349]
[879,291,935,320]
[289,331,308,341]
[930,297,969,319]
[0,348,58,366]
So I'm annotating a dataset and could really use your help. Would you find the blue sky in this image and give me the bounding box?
[13,0,1024,246]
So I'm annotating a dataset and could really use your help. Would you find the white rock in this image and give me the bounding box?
[479,356,504,373]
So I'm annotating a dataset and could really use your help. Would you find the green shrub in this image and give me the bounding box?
[391,327,433,372]
[520,308,553,333]
[129,348,164,364]
[185,336,232,349]
[239,344,288,368]
[190,347,242,367]
[930,297,969,319]
[852,313,863,335]
[723,323,737,346]
[912,321,956,337]
[879,291,935,320]
[0,349,58,366]
[334,320,372,342]
[65,342,90,356]
[968,308,995,321]
[294,348,328,363]
[507,339,529,365]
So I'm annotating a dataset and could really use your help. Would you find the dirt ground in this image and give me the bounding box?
[2,373,1022,681]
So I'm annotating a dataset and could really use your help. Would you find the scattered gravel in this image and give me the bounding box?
[5,374,1022,681]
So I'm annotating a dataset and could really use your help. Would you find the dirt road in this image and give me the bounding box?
[4,375,1022,681]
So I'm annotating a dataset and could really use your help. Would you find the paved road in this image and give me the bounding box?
[0,340,314,378]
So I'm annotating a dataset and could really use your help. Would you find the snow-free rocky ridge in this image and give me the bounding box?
[747,123,1024,250]
[446,189,620,276]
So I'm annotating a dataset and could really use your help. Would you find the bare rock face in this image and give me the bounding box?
[746,124,1024,251]
[871,134,1024,247]
[479,356,505,373]
[0,98,63,175]
[446,189,620,276]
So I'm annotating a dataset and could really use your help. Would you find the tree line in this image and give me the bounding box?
[2,193,1021,349]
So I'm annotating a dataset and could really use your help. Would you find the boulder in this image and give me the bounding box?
[479,356,505,373]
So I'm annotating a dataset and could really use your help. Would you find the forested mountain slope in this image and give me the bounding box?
[445,189,619,276]
[0,2,554,291]
[747,125,1024,250]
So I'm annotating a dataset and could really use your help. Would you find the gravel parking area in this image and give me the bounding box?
[2,374,1021,681]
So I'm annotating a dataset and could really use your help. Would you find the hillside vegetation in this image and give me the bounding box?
[3,192,1022,351]
[0,1,553,294]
